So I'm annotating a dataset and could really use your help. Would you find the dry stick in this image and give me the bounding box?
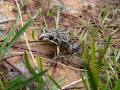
[60,79,83,90]
[62,87,84,90]
[14,0,38,68]
[3,51,37,60]
[42,57,87,72]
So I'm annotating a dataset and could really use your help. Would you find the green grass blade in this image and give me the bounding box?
[55,6,61,30]
[6,70,47,90]
[24,51,36,75]
[113,79,120,90]
[8,18,34,48]
[36,56,45,86]
[20,53,46,89]
[0,78,5,90]
[104,70,111,90]
[81,72,90,90]
[0,17,34,62]
[99,35,111,61]
[100,5,109,26]
[0,30,14,47]
[37,56,43,72]
[32,29,37,40]
[116,50,120,62]
[6,75,24,90]
[48,75,62,90]
[89,28,103,90]
[90,29,96,69]
[0,16,19,47]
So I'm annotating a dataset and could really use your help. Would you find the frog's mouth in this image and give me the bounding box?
[39,33,55,41]
[39,34,58,45]
[39,34,49,41]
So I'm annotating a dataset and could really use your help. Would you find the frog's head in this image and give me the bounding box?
[39,33,54,41]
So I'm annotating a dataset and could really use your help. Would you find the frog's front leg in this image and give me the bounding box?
[50,40,60,57]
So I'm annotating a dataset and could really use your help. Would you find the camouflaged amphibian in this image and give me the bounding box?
[39,30,80,54]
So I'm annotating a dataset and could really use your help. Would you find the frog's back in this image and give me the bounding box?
[54,30,71,46]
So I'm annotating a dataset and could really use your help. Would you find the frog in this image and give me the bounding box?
[39,29,80,56]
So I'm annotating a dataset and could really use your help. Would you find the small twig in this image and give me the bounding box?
[3,51,37,60]
[42,57,87,71]
[14,0,38,67]
[16,40,41,44]
[59,79,83,90]
[62,86,84,90]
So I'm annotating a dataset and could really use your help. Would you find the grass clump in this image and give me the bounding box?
[0,1,120,90]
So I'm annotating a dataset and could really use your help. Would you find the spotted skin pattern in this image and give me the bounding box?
[39,30,80,55]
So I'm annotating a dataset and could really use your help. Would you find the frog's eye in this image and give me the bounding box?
[49,36,54,40]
